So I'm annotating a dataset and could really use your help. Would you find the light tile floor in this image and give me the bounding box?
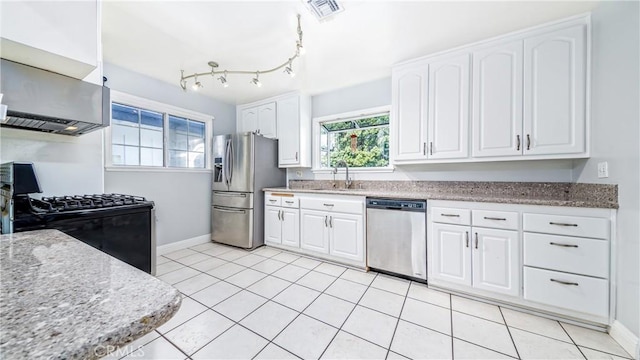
[105,242,633,360]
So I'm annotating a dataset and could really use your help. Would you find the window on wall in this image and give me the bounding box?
[108,92,212,170]
[316,109,390,170]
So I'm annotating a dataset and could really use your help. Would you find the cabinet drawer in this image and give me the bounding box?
[472,210,519,230]
[281,197,299,209]
[265,195,281,207]
[524,233,609,278]
[523,213,609,239]
[432,207,471,225]
[300,197,363,215]
[524,267,608,317]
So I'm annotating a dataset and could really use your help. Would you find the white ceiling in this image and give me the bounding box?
[102,1,598,105]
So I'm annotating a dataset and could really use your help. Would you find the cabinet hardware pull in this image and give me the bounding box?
[549,242,579,248]
[323,203,334,207]
[441,214,460,217]
[474,232,478,249]
[329,216,333,228]
[269,199,277,203]
[324,215,328,227]
[550,279,579,286]
[430,142,433,155]
[285,201,294,204]
[465,231,469,248]
[295,152,298,161]
[516,135,521,151]
[423,142,427,155]
[526,134,531,150]
[484,216,506,221]
[549,222,578,227]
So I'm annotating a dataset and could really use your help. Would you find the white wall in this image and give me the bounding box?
[291,77,575,183]
[102,62,237,246]
[0,128,104,196]
[572,1,639,338]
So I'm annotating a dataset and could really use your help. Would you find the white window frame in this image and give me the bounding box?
[312,105,394,174]
[105,91,214,173]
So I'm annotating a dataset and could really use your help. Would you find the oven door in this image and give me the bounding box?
[211,205,253,248]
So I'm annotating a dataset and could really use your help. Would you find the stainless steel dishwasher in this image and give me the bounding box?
[366,198,427,280]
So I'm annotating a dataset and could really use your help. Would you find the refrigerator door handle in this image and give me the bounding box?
[212,191,246,197]
[224,139,233,187]
[212,206,246,214]
[227,138,234,186]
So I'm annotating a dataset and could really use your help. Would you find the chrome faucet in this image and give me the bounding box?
[333,160,352,188]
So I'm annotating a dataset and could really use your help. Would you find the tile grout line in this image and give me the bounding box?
[383,280,411,360]
[559,322,589,360]
[499,306,522,360]
[318,269,378,360]
[450,291,455,360]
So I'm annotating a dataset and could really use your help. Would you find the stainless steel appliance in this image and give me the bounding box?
[0,162,156,274]
[211,133,286,249]
[366,198,427,281]
[0,59,110,136]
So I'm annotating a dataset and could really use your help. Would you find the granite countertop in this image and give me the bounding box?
[0,229,181,360]
[264,180,618,209]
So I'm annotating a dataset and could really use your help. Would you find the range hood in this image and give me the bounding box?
[0,59,110,136]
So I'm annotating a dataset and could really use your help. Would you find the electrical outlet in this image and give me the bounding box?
[597,162,609,178]
[295,170,303,177]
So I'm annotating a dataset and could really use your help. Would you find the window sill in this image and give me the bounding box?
[105,166,212,174]
[311,167,395,174]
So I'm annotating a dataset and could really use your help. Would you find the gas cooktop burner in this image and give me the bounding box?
[28,194,151,213]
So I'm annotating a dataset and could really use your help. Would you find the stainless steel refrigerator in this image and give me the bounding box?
[211,132,286,249]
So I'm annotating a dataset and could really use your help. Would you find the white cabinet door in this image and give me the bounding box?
[472,41,524,158]
[523,25,586,156]
[264,206,282,245]
[392,64,429,161]
[431,223,471,286]
[258,102,277,138]
[328,213,364,263]
[472,228,520,296]
[300,209,329,254]
[276,97,300,166]
[427,54,470,159]
[240,108,258,134]
[281,208,300,248]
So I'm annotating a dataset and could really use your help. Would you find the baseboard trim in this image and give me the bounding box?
[157,234,211,255]
[610,320,639,359]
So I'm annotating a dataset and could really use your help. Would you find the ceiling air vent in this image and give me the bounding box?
[306,0,343,20]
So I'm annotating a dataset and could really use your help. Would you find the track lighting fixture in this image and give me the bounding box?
[284,61,295,78]
[179,14,304,91]
[251,72,262,88]
[218,71,229,88]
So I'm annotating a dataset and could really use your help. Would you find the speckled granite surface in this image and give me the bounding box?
[0,229,181,360]
[264,180,618,209]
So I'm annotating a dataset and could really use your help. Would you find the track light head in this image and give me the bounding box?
[218,71,229,88]
[252,72,262,87]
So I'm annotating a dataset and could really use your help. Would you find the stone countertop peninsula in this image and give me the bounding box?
[0,229,181,360]
[264,180,618,209]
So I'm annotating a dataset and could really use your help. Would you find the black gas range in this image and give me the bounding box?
[1,162,155,274]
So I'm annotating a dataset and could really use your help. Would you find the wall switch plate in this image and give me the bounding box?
[597,162,609,178]
[295,170,303,177]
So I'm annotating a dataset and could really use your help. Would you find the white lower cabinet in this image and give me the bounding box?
[265,205,300,248]
[300,209,329,254]
[428,200,614,325]
[431,223,519,296]
[265,192,365,267]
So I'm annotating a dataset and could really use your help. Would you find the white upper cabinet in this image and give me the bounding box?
[523,25,587,156]
[257,103,277,138]
[392,15,589,164]
[276,95,312,168]
[238,93,311,167]
[427,54,470,159]
[0,0,99,79]
[239,108,258,134]
[392,64,429,161]
[238,102,276,138]
[472,41,524,158]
